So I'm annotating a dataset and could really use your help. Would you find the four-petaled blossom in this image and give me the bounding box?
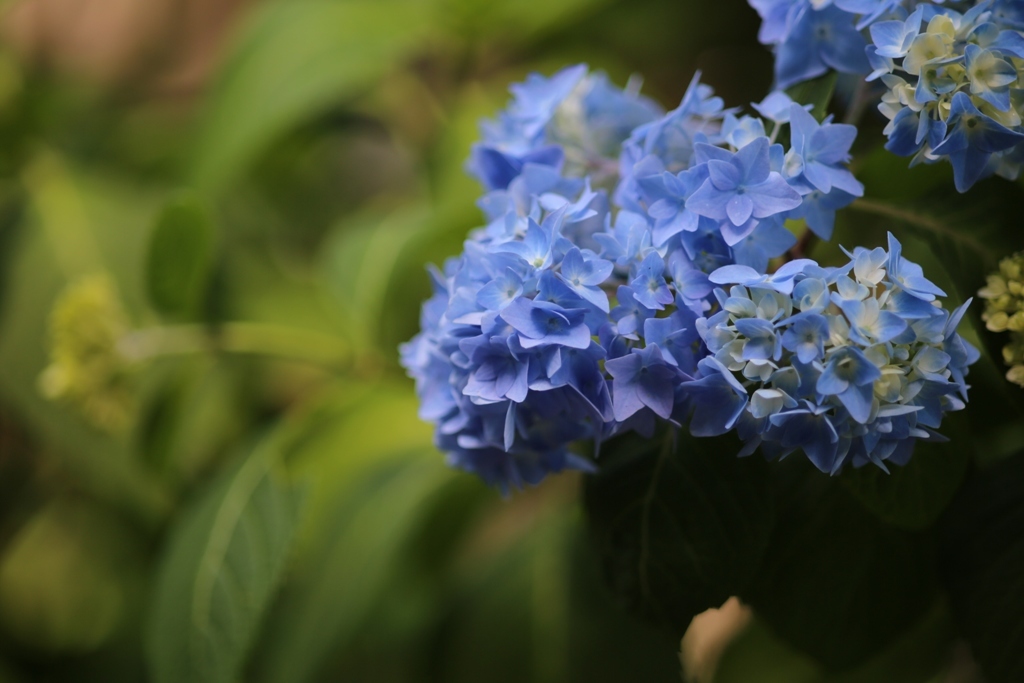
[686,138,803,244]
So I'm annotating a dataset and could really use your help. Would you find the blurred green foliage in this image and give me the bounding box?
[0,0,766,680]
[1,0,1022,681]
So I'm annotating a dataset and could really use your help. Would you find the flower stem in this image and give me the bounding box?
[843,79,874,127]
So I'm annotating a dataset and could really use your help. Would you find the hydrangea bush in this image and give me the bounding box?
[398,1,1024,680]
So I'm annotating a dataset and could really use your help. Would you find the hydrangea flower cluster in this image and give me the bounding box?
[869,2,1024,190]
[467,64,663,192]
[748,0,1024,192]
[688,233,978,473]
[749,1,1014,88]
[401,64,972,490]
[979,251,1024,386]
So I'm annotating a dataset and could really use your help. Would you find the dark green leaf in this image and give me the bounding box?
[437,506,682,683]
[840,423,971,531]
[134,357,248,477]
[145,438,306,683]
[145,193,215,319]
[713,617,820,683]
[0,188,25,324]
[785,72,838,121]
[741,461,939,671]
[940,452,1024,683]
[0,659,23,683]
[583,431,774,636]
[190,0,429,192]
[713,602,953,683]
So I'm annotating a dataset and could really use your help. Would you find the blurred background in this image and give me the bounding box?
[0,0,854,681]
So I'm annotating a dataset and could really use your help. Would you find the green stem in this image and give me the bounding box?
[785,225,817,261]
[118,322,352,369]
[843,79,873,127]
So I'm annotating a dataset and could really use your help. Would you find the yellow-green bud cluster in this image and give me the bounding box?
[980,253,1024,387]
[38,275,136,432]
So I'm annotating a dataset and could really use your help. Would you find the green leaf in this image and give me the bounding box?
[145,437,306,683]
[447,0,612,39]
[0,659,22,683]
[741,461,939,671]
[713,602,953,683]
[436,506,683,683]
[321,205,429,354]
[134,356,248,479]
[248,454,464,683]
[940,452,1024,683]
[190,0,429,192]
[145,193,215,319]
[583,431,774,636]
[0,500,145,653]
[785,72,838,121]
[840,422,970,531]
[244,384,462,683]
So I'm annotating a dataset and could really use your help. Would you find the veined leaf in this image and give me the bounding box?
[145,437,306,683]
[583,431,774,636]
[190,0,430,192]
[840,419,971,531]
[741,460,938,671]
[246,385,464,683]
[249,453,463,683]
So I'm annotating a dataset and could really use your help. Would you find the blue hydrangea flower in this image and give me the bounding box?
[400,190,614,492]
[776,4,871,88]
[749,0,871,88]
[618,88,862,278]
[685,232,978,474]
[404,67,866,491]
[685,137,803,244]
[868,2,1024,191]
[402,69,705,491]
[468,64,662,191]
[745,0,1024,191]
